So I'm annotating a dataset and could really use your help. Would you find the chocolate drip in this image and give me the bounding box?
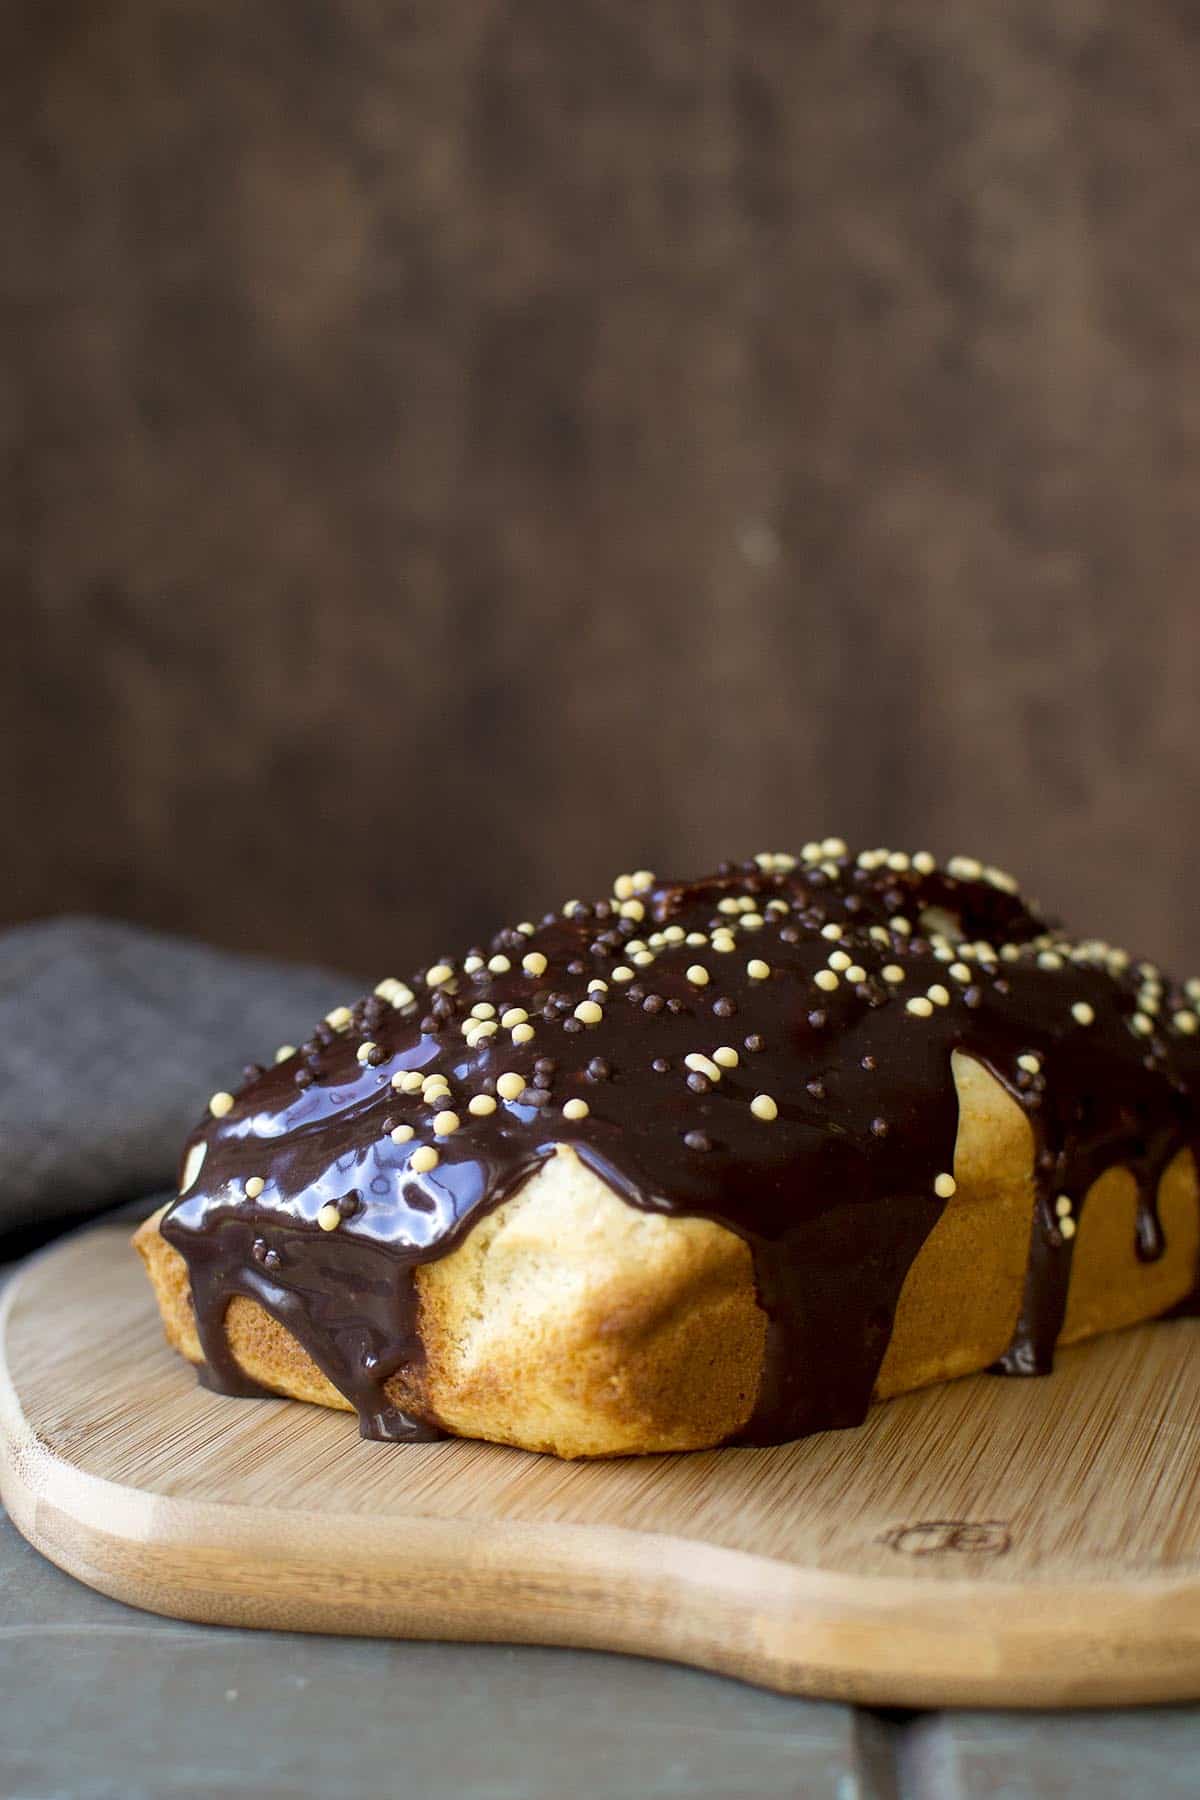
[161,851,1200,1445]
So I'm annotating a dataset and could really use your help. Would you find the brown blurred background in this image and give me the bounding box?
[4,3,1199,979]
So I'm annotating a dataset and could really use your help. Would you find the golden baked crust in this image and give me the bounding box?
[135,1052,1199,1457]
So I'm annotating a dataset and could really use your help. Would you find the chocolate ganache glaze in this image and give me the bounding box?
[162,846,1200,1445]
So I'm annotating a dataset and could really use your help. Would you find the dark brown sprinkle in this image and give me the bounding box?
[542,1004,560,1022]
[496,927,525,950]
[717,860,734,876]
[541,911,558,927]
[534,1057,557,1074]
[712,996,736,1018]
[687,1072,711,1094]
[294,1068,314,1087]
[533,1069,555,1089]
[567,960,586,975]
[242,1062,265,1082]
[365,1047,385,1066]
[666,997,684,1013]
[870,1117,889,1137]
[643,993,665,1013]
[779,927,799,943]
[617,917,638,937]
[807,870,828,887]
[594,900,612,920]
[1016,1069,1034,1089]
[844,895,863,914]
[431,994,454,1019]
[963,986,983,1008]
[263,1248,281,1270]
[523,1087,550,1107]
[807,1010,828,1029]
[883,887,905,912]
[337,1194,359,1218]
[315,1024,335,1047]
[806,1079,826,1099]
[860,1054,876,1071]
[252,1237,268,1262]
[562,1017,584,1034]
[587,1057,612,1081]
[684,1130,712,1152]
[744,1033,766,1052]
[994,978,1011,994]
[652,1057,670,1073]
[627,985,645,1003]
[382,1116,396,1134]
[419,1015,438,1034]
[909,937,930,957]
[470,968,491,984]
[740,858,758,875]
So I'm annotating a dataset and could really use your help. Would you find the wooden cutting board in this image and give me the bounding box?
[4,1225,1200,1708]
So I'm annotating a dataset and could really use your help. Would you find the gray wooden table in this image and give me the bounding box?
[3,1261,1198,1800]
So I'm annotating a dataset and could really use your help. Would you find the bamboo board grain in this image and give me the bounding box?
[4,1227,1200,1707]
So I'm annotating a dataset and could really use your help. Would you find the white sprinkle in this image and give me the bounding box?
[948,856,983,881]
[1055,1195,1073,1218]
[587,979,609,995]
[887,852,910,872]
[934,1173,957,1199]
[325,1005,352,1030]
[845,966,867,984]
[927,985,950,1007]
[425,965,453,988]
[1060,1216,1076,1239]
[750,1094,778,1122]
[433,1110,460,1135]
[1174,1010,1199,1035]
[522,951,548,977]
[611,965,634,983]
[827,950,851,972]
[632,869,655,891]
[613,874,635,901]
[472,1002,498,1020]
[468,1094,497,1116]
[574,1000,603,1025]
[562,1098,590,1121]
[410,1146,439,1174]
[1132,1013,1154,1036]
[274,1045,295,1063]
[209,1091,235,1118]
[712,933,736,953]
[822,837,847,857]
[881,965,905,984]
[1017,1053,1041,1075]
[662,925,686,943]
[686,931,708,945]
[633,950,655,967]
[463,956,484,974]
[747,959,771,980]
[356,1041,378,1063]
[869,926,891,946]
[820,924,844,941]
[487,955,511,974]
[713,1046,740,1068]
[496,1072,526,1100]
[390,1124,414,1143]
[906,997,934,1017]
[393,1069,423,1093]
[718,897,741,915]
[511,1022,535,1045]
[1071,1001,1095,1026]
[465,1020,497,1041]
[619,898,645,922]
[890,917,912,935]
[245,1176,265,1198]
[685,1052,721,1082]
[500,1007,527,1027]
[912,852,936,875]
[317,1202,341,1231]
[1037,952,1064,971]
[814,969,839,992]
[949,963,972,983]
[686,964,710,987]
[740,913,764,931]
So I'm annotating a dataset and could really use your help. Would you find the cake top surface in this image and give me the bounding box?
[163,844,1200,1441]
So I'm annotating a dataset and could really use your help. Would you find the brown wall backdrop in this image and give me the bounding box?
[4,2,1199,980]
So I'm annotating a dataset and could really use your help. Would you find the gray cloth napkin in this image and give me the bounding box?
[0,916,349,1245]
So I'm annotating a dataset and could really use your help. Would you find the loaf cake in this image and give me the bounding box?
[135,846,1200,1457]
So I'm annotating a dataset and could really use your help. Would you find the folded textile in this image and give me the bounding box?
[0,916,347,1245]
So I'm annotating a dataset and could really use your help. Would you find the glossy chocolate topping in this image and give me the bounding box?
[162,846,1200,1445]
